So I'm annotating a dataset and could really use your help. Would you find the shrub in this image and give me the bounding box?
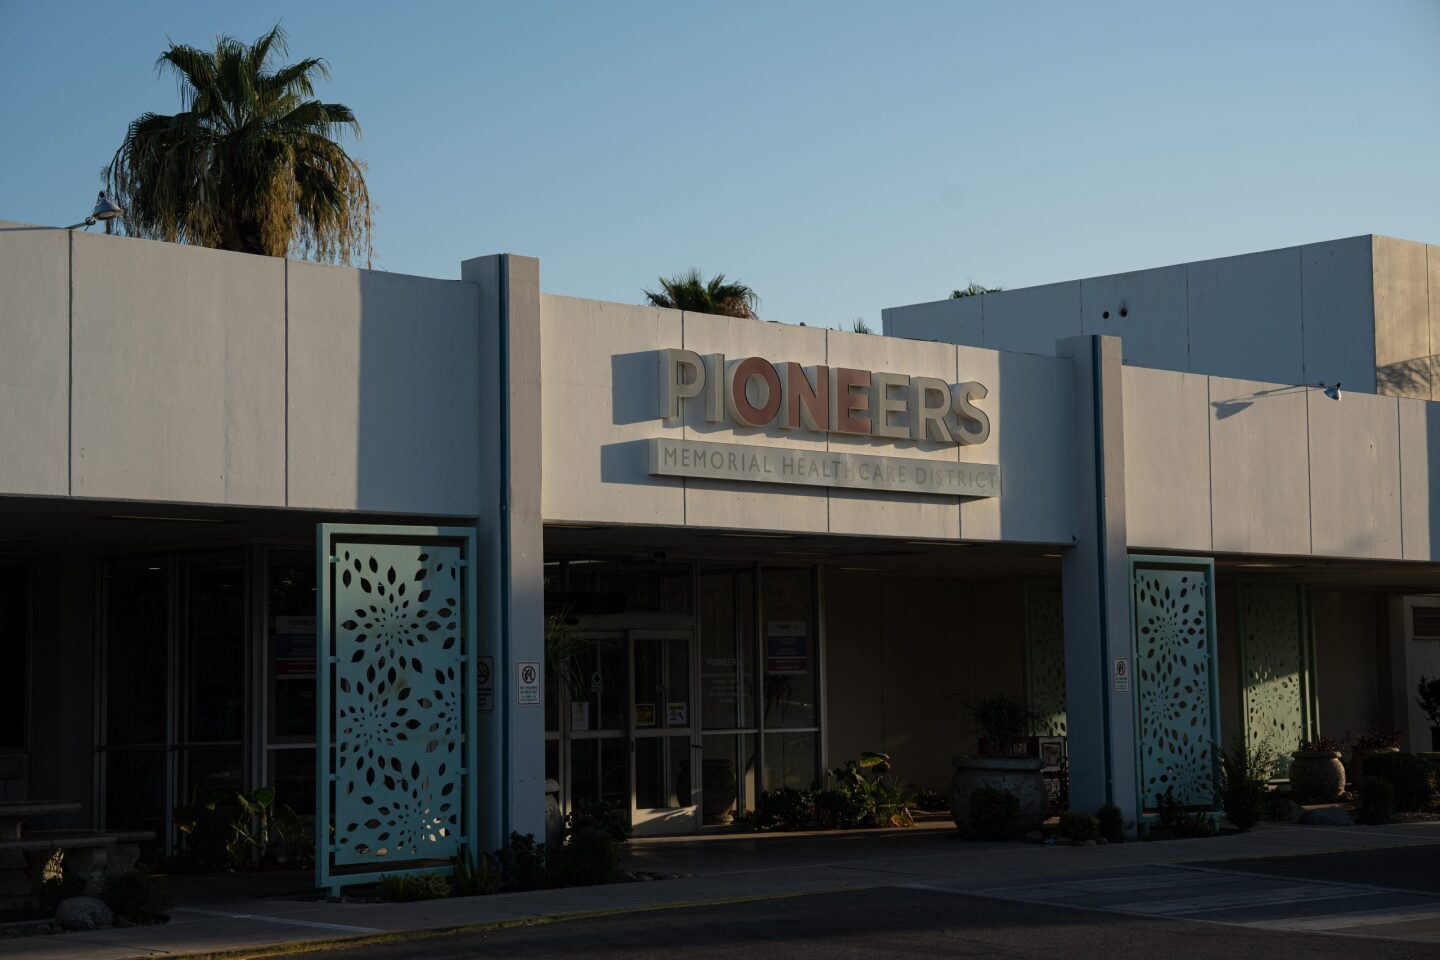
[568,799,632,844]
[498,832,548,891]
[813,784,874,830]
[1364,752,1438,812]
[971,694,1037,757]
[910,786,948,812]
[548,826,620,886]
[968,787,1021,841]
[99,869,172,924]
[1352,729,1402,750]
[1096,804,1126,843]
[1297,734,1341,753]
[1153,787,1214,839]
[1262,790,1295,822]
[1219,735,1276,832]
[1357,776,1395,825]
[377,871,451,902]
[451,845,499,897]
[1058,811,1100,842]
[756,787,813,831]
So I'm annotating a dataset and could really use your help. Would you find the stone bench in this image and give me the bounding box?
[0,829,155,897]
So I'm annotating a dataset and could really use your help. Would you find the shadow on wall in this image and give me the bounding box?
[352,267,482,514]
[612,351,659,426]
[1378,357,1435,398]
[1210,383,1307,420]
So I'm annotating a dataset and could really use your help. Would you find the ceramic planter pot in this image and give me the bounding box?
[1288,750,1345,803]
[1347,746,1399,785]
[949,756,1047,836]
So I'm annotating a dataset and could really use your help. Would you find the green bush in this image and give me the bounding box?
[1153,787,1215,839]
[756,787,814,831]
[377,871,451,902]
[910,786,948,812]
[548,826,620,886]
[1058,811,1100,842]
[451,845,499,897]
[1218,735,1276,832]
[1357,776,1396,825]
[1096,804,1126,843]
[568,799,632,844]
[813,784,874,829]
[99,869,172,924]
[498,832,548,892]
[968,787,1021,841]
[1363,752,1437,812]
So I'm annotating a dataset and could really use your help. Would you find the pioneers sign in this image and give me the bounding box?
[658,348,991,444]
[652,349,1001,498]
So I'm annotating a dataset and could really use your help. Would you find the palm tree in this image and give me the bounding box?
[951,283,1001,299]
[105,25,371,265]
[643,269,760,319]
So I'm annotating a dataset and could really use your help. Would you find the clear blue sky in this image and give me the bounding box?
[3,1,1438,328]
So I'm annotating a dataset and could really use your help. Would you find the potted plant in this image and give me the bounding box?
[1418,675,1440,753]
[1287,735,1345,803]
[949,693,1046,837]
[1347,729,1401,785]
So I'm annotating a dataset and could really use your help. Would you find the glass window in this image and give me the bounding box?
[183,559,246,743]
[106,561,169,746]
[761,567,818,730]
[268,555,316,742]
[701,733,756,824]
[560,559,691,616]
[763,731,817,792]
[0,565,29,749]
[269,748,316,817]
[699,567,755,731]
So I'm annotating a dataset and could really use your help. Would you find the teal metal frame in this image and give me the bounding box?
[316,523,480,896]
[1128,554,1221,824]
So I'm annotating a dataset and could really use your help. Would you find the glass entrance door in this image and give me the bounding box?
[629,631,696,835]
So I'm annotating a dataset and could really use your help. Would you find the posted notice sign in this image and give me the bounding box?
[766,621,809,674]
[1112,657,1131,693]
[517,661,541,705]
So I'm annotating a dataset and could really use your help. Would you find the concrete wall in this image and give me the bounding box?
[824,571,1027,791]
[1123,365,1433,561]
[0,221,483,517]
[539,295,1078,544]
[885,236,1381,394]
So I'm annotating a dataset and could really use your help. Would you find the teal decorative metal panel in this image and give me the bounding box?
[318,525,479,893]
[1024,585,1066,737]
[1239,582,1313,779]
[1132,563,1218,810]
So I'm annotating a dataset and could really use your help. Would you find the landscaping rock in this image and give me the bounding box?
[1299,807,1354,826]
[1023,830,1044,844]
[1082,839,1098,847]
[54,897,113,932]
[1096,838,1109,845]
[1284,800,1305,822]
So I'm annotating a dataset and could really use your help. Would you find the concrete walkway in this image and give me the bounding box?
[4,820,1438,960]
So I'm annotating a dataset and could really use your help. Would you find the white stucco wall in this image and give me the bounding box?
[0,222,484,516]
[539,295,1078,544]
[0,222,70,496]
[885,237,1380,393]
[1124,364,1432,560]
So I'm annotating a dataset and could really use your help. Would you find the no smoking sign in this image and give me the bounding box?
[517,660,541,705]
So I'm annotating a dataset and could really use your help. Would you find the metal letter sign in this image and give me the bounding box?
[317,524,479,895]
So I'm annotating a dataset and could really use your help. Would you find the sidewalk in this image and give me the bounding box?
[5,820,1438,960]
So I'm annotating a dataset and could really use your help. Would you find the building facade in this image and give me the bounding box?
[1,221,1437,887]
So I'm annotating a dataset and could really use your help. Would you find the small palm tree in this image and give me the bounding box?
[643,269,760,319]
[105,25,371,265]
[951,283,1001,299]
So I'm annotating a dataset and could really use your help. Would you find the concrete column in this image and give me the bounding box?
[461,253,545,848]
[1055,335,1138,823]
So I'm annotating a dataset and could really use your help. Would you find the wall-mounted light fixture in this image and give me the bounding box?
[1315,381,1342,401]
[66,191,124,231]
